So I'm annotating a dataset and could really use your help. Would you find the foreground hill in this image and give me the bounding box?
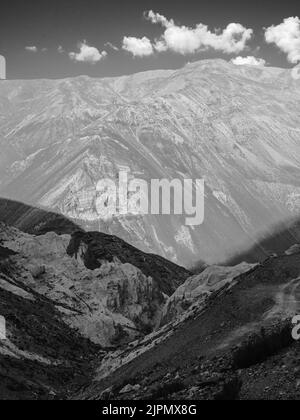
[0,205,300,399]
[76,248,300,400]
[1,60,300,266]
[0,217,191,398]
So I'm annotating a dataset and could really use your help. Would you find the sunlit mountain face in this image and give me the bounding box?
[0,59,300,267]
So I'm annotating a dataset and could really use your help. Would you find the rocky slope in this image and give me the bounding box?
[0,222,189,348]
[1,209,300,399]
[0,198,190,296]
[159,262,255,326]
[0,198,82,236]
[0,217,192,399]
[1,60,300,266]
[0,230,101,400]
[76,248,300,400]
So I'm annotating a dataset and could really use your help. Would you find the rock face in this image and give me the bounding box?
[1,60,300,266]
[0,228,101,399]
[0,215,193,399]
[66,230,190,296]
[0,223,171,347]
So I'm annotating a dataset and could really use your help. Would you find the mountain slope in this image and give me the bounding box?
[0,211,190,399]
[0,198,190,295]
[1,205,300,399]
[0,229,101,400]
[66,230,190,296]
[0,60,300,266]
[76,249,300,400]
[0,198,82,236]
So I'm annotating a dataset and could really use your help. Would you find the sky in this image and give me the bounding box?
[0,0,299,79]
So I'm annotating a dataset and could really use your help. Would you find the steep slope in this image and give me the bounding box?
[66,230,190,296]
[0,221,189,347]
[1,208,300,399]
[76,250,300,400]
[0,213,193,399]
[0,198,82,236]
[0,60,300,266]
[0,232,101,400]
[159,262,255,326]
[0,198,190,295]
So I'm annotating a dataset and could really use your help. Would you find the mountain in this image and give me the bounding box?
[1,60,300,267]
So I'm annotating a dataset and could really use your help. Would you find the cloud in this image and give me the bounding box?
[105,42,119,51]
[146,10,173,27]
[232,56,266,66]
[58,45,65,54]
[144,10,253,55]
[25,46,38,53]
[265,17,300,63]
[69,41,107,63]
[122,36,154,57]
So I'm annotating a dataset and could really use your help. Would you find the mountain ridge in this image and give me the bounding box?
[2,58,296,83]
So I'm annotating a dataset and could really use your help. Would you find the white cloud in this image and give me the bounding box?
[232,56,266,66]
[58,45,65,54]
[69,41,107,64]
[144,10,253,55]
[146,10,173,27]
[25,46,38,53]
[122,36,154,57]
[265,17,300,63]
[105,42,119,51]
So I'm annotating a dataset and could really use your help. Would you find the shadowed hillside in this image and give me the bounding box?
[224,217,300,265]
[0,198,82,236]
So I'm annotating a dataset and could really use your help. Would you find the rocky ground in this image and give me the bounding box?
[75,250,300,401]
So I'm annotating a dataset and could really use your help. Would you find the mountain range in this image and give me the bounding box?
[1,59,300,267]
[0,59,300,400]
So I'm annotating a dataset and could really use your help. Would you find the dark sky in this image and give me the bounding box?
[0,0,299,79]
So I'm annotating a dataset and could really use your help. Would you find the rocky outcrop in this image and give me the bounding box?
[159,263,255,326]
[0,236,101,399]
[66,230,190,296]
[0,223,167,347]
